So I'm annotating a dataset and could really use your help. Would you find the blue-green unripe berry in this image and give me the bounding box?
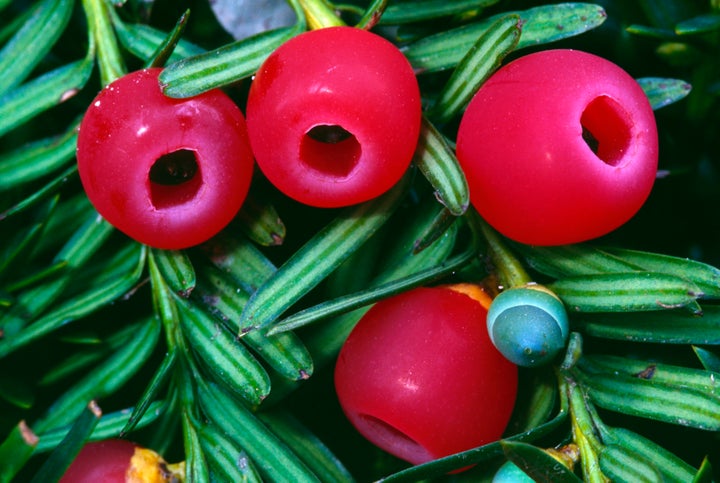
[492,461,534,482]
[486,285,569,367]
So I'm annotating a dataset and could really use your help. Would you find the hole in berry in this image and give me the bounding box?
[357,414,433,465]
[580,95,633,167]
[300,124,361,178]
[149,149,202,209]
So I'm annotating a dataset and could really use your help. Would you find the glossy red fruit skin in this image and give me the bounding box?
[59,440,135,482]
[334,287,518,466]
[76,68,254,249]
[246,26,421,208]
[456,49,659,246]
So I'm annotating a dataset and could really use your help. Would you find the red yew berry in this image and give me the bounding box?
[76,68,254,249]
[246,26,421,208]
[334,285,518,466]
[59,439,179,482]
[456,49,659,246]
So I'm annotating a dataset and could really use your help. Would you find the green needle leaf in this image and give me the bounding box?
[197,382,319,482]
[0,0,74,94]
[379,0,498,25]
[0,243,147,356]
[150,248,196,297]
[199,425,263,483]
[0,54,94,138]
[112,12,205,64]
[238,180,406,333]
[0,122,79,191]
[268,240,476,335]
[30,401,102,483]
[259,411,354,483]
[82,0,125,85]
[236,193,287,247]
[413,117,469,215]
[160,25,300,98]
[429,14,520,123]
[549,271,702,313]
[404,3,607,73]
[501,441,582,483]
[600,426,696,482]
[192,262,313,381]
[35,401,166,452]
[177,295,272,407]
[576,357,720,431]
[599,445,663,483]
[33,315,160,433]
[576,305,720,345]
[0,421,38,482]
[637,77,692,110]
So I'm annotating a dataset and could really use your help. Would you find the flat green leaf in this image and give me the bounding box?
[0,0,74,94]
[379,0,498,24]
[160,25,299,98]
[637,77,692,110]
[429,14,520,123]
[549,272,702,313]
[694,458,714,483]
[239,181,406,333]
[0,54,94,138]
[404,3,607,73]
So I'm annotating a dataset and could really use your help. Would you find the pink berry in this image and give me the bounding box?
[334,285,517,466]
[246,26,421,208]
[60,439,174,482]
[77,68,254,249]
[456,49,658,246]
